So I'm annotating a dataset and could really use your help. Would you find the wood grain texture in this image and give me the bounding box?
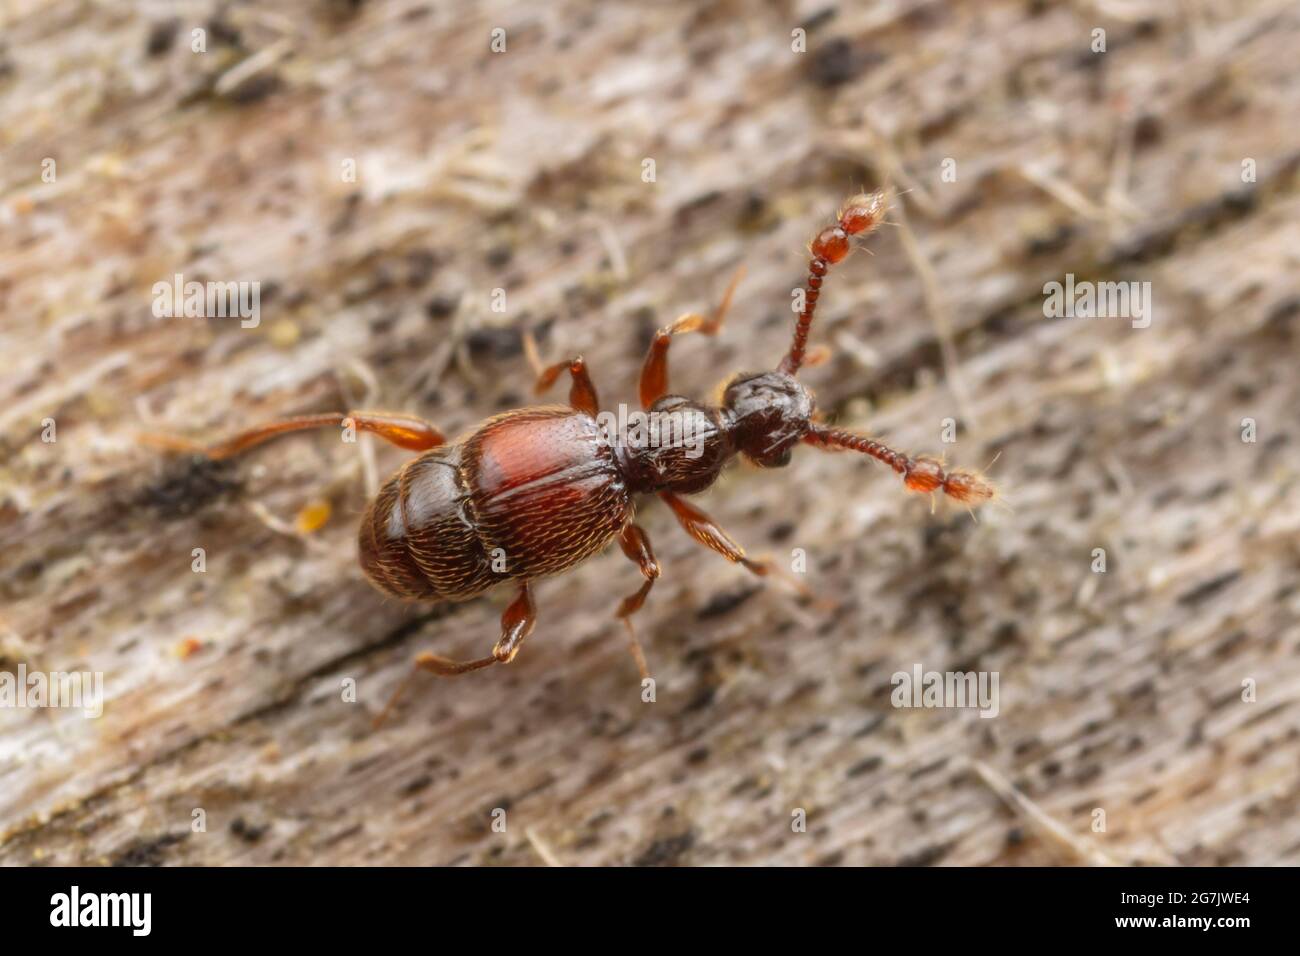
[1,0,1298,866]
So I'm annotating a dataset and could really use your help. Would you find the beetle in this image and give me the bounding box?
[168,191,995,716]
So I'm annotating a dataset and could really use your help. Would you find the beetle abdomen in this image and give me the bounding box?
[358,405,631,600]
[359,442,493,600]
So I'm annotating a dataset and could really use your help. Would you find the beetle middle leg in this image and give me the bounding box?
[638,265,744,409]
[659,491,815,599]
[148,410,446,459]
[614,523,659,680]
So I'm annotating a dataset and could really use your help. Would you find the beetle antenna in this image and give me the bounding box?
[803,424,998,507]
[779,189,887,376]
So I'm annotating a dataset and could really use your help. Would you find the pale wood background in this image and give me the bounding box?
[1,0,1298,866]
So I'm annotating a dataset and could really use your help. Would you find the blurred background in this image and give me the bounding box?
[1,0,1297,866]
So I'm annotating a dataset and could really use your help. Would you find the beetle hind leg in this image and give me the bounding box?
[372,582,537,728]
[145,410,446,460]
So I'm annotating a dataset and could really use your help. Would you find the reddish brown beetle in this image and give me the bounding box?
[171,191,995,715]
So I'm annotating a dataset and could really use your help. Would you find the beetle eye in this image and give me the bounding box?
[747,446,792,469]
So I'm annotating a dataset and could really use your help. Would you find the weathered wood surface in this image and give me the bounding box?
[2,0,1298,866]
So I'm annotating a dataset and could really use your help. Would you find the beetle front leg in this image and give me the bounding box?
[638,266,743,409]
[528,353,600,417]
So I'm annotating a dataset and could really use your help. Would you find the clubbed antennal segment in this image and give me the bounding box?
[803,425,997,507]
[779,189,888,376]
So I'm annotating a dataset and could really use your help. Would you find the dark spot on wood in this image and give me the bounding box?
[808,37,881,89]
[683,684,717,713]
[685,747,710,765]
[1213,630,1248,660]
[230,817,269,842]
[206,16,242,49]
[400,774,433,796]
[695,585,758,619]
[1133,113,1163,149]
[145,19,178,57]
[425,292,460,320]
[673,190,723,228]
[1073,763,1102,785]
[485,244,513,268]
[223,70,283,106]
[788,721,828,746]
[910,757,949,779]
[895,841,952,867]
[632,829,696,866]
[1176,570,1241,607]
[800,7,837,32]
[1025,222,1074,257]
[846,754,882,777]
[768,520,796,542]
[466,325,523,359]
[326,0,370,18]
[1263,296,1300,332]
[735,190,777,233]
[405,249,439,287]
[136,456,242,520]
[111,832,188,867]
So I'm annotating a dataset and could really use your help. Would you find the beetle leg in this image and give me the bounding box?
[659,491,816,599]
[490,580,538,663]
[416,580,537,673]
[526,348,600,417]
[372,583,537,729]
[146,410,446,459]
[638,266,743,410]
[615,523,660,680]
